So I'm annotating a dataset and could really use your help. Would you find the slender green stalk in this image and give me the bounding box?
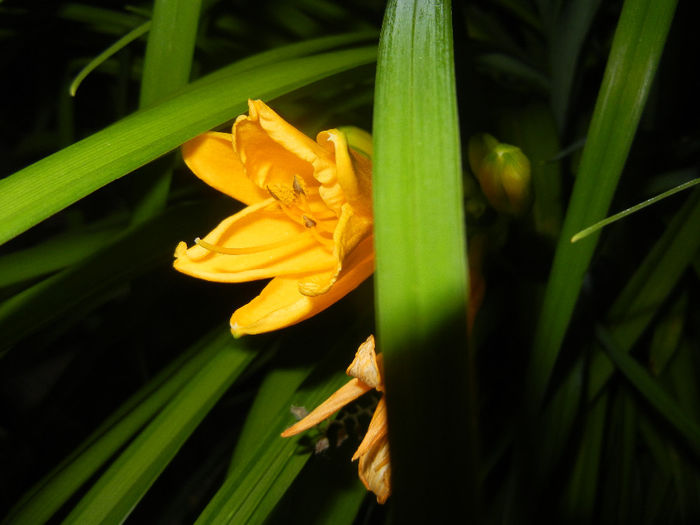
[571,177,700,242]
[69,21,151,97]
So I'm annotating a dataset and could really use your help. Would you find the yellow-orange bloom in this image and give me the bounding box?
[174,100,374,337]
[281,335,390,504]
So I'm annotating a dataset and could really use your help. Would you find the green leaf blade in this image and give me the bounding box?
[0,44,377,246]
[528,0,679,409]
[62,332,257,524]
[373,0,476,519]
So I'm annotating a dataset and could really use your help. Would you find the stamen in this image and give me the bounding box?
[195,236,299,255]
[293,175,306,196]
[309,228,335,249]
[266,185,282,201]
[301,214,334,249]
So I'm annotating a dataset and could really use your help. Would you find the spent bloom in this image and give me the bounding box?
[174,100,374,337]
[282,335,390,503]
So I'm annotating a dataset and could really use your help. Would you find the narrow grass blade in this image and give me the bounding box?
[69,21,151,97]
[138,0,201,107]
[263,455,367,525]
[0,224,121,288]
[549,0,602,130]
[3,328,222,525]
[227,364,314,477]
[561,393,607,520]
[649,292,687,376]
[588,188,700,399]
[373,0,476,519]
[0,200,226,353]
[598,388,636,522]
[571,177,700,242]
[62,334,257,524]
[57,4,145,34]
[130,0,202,224]
[0,44,377,246]
[597,325,700,456]
[666,341,700,422]
[528,0,678,409]
[196,360,350,523]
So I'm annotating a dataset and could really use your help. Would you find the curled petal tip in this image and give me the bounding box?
[174,241,188,258]
[230,322,246,339]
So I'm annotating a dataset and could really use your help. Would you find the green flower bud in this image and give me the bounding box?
[468,133,531,215]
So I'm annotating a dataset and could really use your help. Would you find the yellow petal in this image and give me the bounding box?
[358,435,391,504]
[181,131,269,205]
[298,204,372,296]
[280,378,373,437]
[317,129,373,217]
[346,335,383,389]
[230,236,374,336]
[173,198,336,282]
[233,100,333,197]
[352,396,387,461]
[250,100,338,191]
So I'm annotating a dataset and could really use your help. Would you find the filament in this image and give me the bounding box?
[195,236,299,255]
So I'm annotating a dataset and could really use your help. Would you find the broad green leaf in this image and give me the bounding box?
[528,0,678,409]
[4,328,222,525]
[373,0,476,519]
[62,333,257,524]
[0,41,377,246]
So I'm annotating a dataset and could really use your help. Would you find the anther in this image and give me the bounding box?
[302,215,316,228]
[266,185,282,201]
[293,175,306,196]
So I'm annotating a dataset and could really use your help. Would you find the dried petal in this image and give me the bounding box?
[358,435,391,504]
[346,335,383,390]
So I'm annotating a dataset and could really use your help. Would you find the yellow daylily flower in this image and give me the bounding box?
[281,335,391,504]
[173,100,374,337]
